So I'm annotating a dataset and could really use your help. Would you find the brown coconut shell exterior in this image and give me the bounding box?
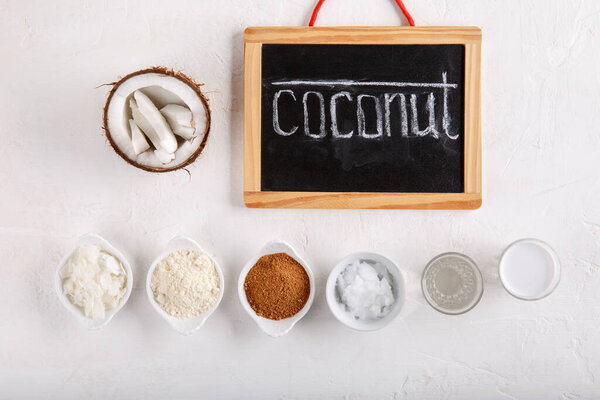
[102,66,211,173]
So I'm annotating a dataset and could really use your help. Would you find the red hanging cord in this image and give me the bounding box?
[393,0,415,26]
[308,0,415,27]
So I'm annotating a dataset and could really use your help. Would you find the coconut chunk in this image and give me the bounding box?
[154,148,175,164]
[162,116,195,140]
[161,104,196,140]
[170,124,196,141]
[128,119,150,155]
[161,104,193,127]
[130,99,163,152]
[133,90,178,154]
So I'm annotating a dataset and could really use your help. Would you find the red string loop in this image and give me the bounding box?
[309,0,415,27]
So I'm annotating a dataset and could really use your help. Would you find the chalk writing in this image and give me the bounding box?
[272,89,298,136]
[330,91,353,138]
[357,94,383,139]
[272,73,458,140]
[302,91,326,139]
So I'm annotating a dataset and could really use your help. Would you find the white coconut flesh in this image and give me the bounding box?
[105,73,208,169]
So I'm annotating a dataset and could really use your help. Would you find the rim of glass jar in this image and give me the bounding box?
[498,238,561,301]
[421,252,484,316]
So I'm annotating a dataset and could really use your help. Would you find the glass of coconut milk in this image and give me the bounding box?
[499,238,560,301]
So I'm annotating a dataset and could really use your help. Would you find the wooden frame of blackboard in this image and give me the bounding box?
[244,26,482,209]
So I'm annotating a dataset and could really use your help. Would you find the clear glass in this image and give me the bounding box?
[499,238,560,301]
[421,252,484,315]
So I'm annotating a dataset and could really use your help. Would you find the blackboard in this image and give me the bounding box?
[244,27,482,209]
[261,43,465,193]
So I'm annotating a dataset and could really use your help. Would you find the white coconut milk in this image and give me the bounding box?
[499,239,560,300]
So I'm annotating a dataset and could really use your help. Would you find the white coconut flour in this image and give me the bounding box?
[151,250,220,319]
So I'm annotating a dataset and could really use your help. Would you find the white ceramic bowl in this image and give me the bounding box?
[146,236,224,335]
[238,240,315,338]
[326,252,405,331]
[55,233,133,330]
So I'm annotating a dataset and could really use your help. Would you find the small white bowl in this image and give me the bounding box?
[55,233,133,330]
[238,240,315,338]
[326,252,405,331]
[146,236,224,335]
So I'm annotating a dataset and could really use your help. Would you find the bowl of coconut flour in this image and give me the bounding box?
[326,252,405,331]
[146,236,223,335]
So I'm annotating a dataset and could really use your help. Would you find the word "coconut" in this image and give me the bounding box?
[272,72,459,140]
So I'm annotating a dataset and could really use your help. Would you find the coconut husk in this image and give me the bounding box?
[102,66,211,173]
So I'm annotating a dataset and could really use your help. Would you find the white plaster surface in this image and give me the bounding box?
[2,0,600,398]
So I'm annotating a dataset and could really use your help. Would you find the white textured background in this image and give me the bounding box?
[2,0,600,399]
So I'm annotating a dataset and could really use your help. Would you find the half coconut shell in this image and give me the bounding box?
[103,67,211,172]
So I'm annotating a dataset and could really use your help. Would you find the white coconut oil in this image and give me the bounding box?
[336,259,395,320]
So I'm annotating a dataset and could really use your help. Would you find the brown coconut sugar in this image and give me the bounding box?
[244,253,310,320]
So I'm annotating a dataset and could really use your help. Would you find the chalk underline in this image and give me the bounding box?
[271,80,458,89]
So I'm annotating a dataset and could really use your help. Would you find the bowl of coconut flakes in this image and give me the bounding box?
[55,233,133,329]
[146,236,224,335]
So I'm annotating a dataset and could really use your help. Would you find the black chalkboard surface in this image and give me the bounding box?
[261,44,465,193]
[244,27,481,209]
